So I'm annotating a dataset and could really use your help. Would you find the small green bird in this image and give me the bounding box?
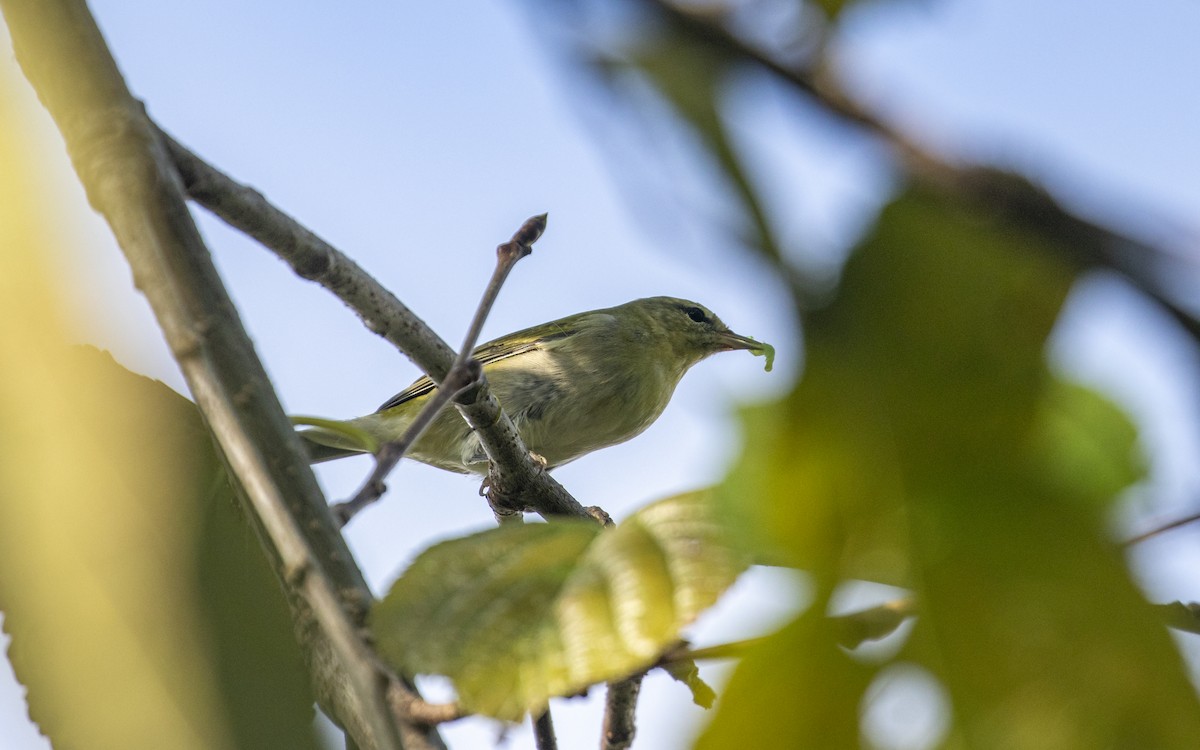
[299,296,773,473]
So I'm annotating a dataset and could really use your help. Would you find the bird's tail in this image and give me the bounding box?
[297,427,371,464]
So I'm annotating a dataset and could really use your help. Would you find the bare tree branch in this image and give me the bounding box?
[336,214,549,524]
[654,597,917,670]
[0,2,441,747]
[1125,511,1200,547]
[461,213,548,360]
[601,676,643,750]
[830,597,918,649]
[165,133,596,521]
[388,681,464,726]
[639,0,1200,341]
[534,708,559,750]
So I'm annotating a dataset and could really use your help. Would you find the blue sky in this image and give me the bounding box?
[3,1,1199,747]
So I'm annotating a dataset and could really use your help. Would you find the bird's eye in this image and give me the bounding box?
[684,306,708,324]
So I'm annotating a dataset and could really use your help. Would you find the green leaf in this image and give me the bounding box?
[371,491,749,720]
[1027,377,1146,508]
[0,347,320,750]
[814,0,935,23]
[812,0,853,19]
[705,185,1200,745]
[696,609,874,750]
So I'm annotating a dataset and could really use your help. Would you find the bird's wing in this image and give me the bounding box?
[374,324,577,413]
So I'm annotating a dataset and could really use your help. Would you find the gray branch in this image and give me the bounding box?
[165,134,593,521]
[0,1,441,747]
[600,676,644,750]
[534,708,559,750]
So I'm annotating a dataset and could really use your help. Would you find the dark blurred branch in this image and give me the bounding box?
[831,597,917,648]
[534,708,559,750]
[640,0,1200,341]
[601,676,644,750]
[0,2,439,748]
[165,134,595,521]
[641,0,901,149]
[1125,512,1200,547]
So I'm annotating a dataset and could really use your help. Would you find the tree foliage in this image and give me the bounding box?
[2,0,1199,748]
[374,492,744,720]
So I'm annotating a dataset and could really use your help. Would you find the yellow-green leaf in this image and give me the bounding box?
[697,610,874,750]
[1027,377,1146,508]
[0,350,320,750]
[0,86,317,750]
[371,492,748,720]
[705,185,1200,746]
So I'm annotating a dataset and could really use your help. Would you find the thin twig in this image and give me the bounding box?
[830,597,917,649]
[333,215,547,524]
[459,213,547,364]
[534,708,559,750]
[657,637,767,665]
[388,680,464,725]
[653,598,916,669]
[334,359,484,525]
[462,215,547,523]
[601,676,643,750]
[164,133,596,521]
[1124,512,1200,547]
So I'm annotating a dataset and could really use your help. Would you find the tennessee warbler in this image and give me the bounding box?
[299,296,773,473]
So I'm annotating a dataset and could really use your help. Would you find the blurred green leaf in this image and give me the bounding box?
[0,348,319,750]
[1028,377,1146,508]
[810,0,886,21]
[812,0,853,19]
[813,0,938,23]
[697,608,874,749]
[706,185,1200,745]
[372,491,749,720]
[194,462,322,749]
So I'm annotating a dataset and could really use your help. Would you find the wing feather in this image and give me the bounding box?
[374,325,576,412]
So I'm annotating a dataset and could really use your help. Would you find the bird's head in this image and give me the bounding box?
[625,296,774,372]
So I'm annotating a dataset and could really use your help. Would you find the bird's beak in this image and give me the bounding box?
[717,330,775,371]
[718,330,760,352]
